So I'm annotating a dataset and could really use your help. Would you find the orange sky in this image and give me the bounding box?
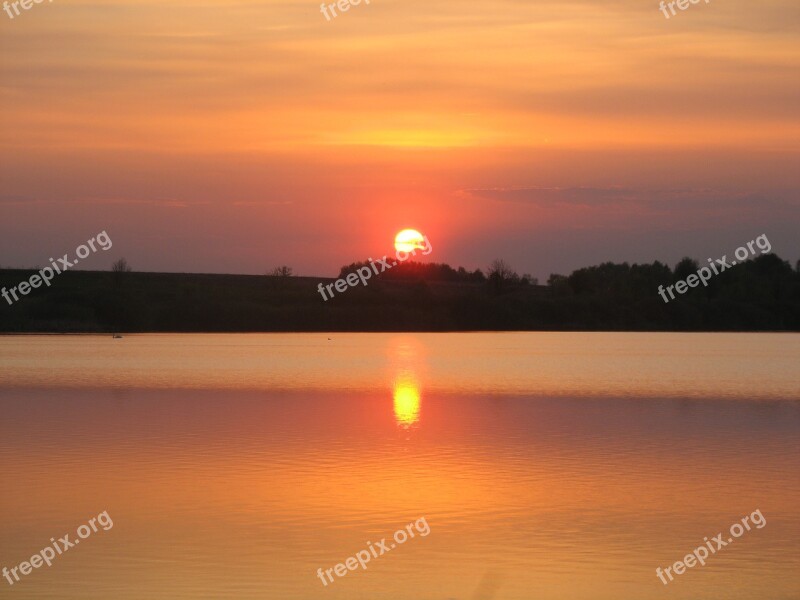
[1,0,798,277]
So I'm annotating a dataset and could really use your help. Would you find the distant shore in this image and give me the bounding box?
[1,256,798,333]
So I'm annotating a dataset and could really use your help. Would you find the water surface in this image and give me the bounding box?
[1,333,798,599]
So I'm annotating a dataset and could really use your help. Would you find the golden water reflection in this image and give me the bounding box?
[389,336,424,428]
[393,376,420,427]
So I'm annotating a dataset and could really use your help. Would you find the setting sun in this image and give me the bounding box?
[394,229,426,253]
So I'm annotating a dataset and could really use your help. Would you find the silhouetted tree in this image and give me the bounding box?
[339,260,484,283]
[112,258,132,273]
[547,274,571,296]
[488,259,516,280]
[269,266,293,277]
[487,259,519,293]
[470,268,486,282]
[674,257,699,281]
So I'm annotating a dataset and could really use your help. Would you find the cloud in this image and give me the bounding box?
[459,186,800,231]
[461,186,800,207]
[0,194,34,204]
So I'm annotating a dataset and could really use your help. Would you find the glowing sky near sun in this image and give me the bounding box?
[0,0,798,277]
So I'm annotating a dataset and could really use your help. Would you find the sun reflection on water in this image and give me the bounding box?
[393,377,420,427]
[388,336,425,429]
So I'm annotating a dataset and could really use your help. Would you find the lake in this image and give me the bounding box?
[1,333,798,599]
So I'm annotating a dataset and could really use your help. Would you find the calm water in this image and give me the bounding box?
[1,333,799,599]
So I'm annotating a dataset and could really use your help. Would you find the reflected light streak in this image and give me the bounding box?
[393,376,420,428]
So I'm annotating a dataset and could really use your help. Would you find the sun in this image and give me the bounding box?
[394,229,425,253]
